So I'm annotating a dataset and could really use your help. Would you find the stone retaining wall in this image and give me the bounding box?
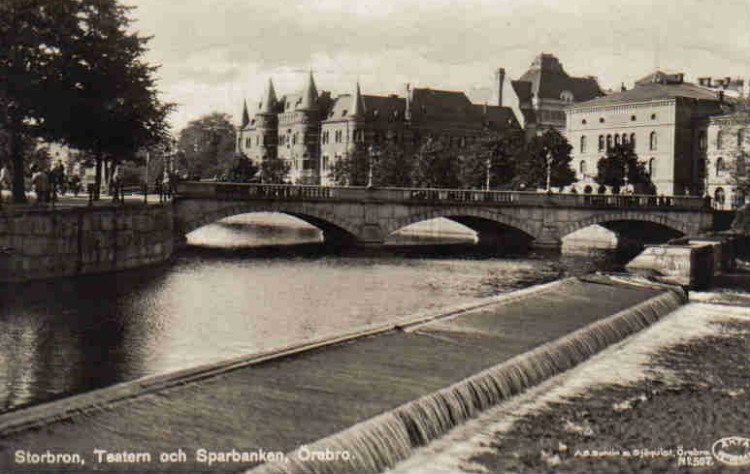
[0,204,174,283]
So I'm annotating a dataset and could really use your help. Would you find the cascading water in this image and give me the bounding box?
[249,286,686,474]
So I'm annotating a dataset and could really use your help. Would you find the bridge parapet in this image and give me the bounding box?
[175,182,711,212]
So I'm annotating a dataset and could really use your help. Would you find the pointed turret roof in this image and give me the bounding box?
[350,82,365,118]
[260,78,277,114]
[241,100,250,127]
[299,71,318,110]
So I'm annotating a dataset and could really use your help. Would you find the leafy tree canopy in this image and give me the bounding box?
[176,112,236,180]
[595,142,653,193]
[513,129,575,191]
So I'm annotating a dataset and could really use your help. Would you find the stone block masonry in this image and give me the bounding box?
[0,204,174,283]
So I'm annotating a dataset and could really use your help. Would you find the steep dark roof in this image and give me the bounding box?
[323,94,405,122]
[409,88,476,122]
[513,54,603,103]
[578,81,723,107]
[474,104,521,130]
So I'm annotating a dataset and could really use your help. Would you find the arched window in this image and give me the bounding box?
[606,134,613,150]
[717,131,724,150]
[738,129,745,147]
[649,131,657,151]
[579,160,587,175]
[598,135,605,152]
[622,133,628,145]
[716,157,725,176]
[648,157,655,177]
[614,134,621,146]
[580,135,587,153]
[699,131,707,151]
[630,133,636,148]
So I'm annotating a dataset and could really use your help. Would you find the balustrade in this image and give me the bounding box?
[178,182,710,211]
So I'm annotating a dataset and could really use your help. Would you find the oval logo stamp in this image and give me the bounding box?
[712,437,750,466]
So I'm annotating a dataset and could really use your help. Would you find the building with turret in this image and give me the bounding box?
[238,71,520,185]
[512,53,604,138]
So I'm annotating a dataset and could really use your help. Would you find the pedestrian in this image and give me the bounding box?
[0,164,9,202]
[31,166,49,204]
[111,163,123,204]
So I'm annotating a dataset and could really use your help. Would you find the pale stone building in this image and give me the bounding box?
[566,71,728,196]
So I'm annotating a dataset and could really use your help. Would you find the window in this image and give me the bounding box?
[598,135,605,152]
[739,129,745,147]
[599,117,605,123]
[245,137,251,148]
[648,158,655,177]
[579,160,587,176]
[716,157,725,176]
[256,136,260,146]
[717,131,724,150]
[614,134,621,146]
[580,135,587,153]
[651,113,657,120]
[582,119,587,125]
[715,187,726,206]
[699,131,707,151]
[621,133,628,145]
[606,134,613,150]
[630,133,636,148]
[322,155,329,171]
[631,115,637,121]
[649,131,657,151]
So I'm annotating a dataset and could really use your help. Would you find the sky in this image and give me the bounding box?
[125,0,750,133]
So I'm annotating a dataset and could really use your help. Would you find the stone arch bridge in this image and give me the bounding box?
[173,182,715,248]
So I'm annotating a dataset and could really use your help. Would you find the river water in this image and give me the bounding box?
[0,214,630,414]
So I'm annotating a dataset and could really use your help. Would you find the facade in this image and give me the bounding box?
[566,71,730,197]
[702,113,749,209]
[512,53,604,138]
[238,72,520,185]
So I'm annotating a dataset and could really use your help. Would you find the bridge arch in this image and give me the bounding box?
[382,207,538,244]
[560,211,690,240]
[175,201,361,244]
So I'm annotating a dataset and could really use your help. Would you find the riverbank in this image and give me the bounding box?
[391,299,750,473]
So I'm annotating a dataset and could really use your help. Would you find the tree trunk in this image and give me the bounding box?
[10,126,26,204]
[94,156,102,201]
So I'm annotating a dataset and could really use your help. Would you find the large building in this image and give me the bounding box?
[238,71,520,184]
[512,53,604,138]
[566,71,737,198]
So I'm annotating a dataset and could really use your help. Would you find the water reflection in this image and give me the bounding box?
[0,214,631,413]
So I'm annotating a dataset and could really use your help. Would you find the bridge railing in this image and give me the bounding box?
[175,182,711,211]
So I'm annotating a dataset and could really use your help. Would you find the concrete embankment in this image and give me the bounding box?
[0,204,174,282]
[0,276,684,473]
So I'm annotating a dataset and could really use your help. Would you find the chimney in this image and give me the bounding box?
[494,68,505,106]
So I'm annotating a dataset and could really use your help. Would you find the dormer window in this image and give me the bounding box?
[560,90,574,103]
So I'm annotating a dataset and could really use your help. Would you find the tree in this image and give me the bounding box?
[227,153,259,183]
[330,142,413,187]
[0,0,173,202]
[176,113,237,180]
[595,142,652,193]
[457,130,523,190]
[513,129,575,191]
[330,148,369,186]
[259,157,290,184]
[412,137,462,189]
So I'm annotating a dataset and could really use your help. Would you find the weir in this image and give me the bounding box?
[0,276,685,473]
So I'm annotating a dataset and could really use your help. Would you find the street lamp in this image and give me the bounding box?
[545,149,552,193]
[485,157,491,191]
[367,144,381,188]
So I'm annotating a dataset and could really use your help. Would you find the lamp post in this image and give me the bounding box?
[485,157,491,191]
[545,149,552,193]
[367,144,381,188]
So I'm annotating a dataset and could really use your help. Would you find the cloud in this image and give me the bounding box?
[125,0,750,131]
